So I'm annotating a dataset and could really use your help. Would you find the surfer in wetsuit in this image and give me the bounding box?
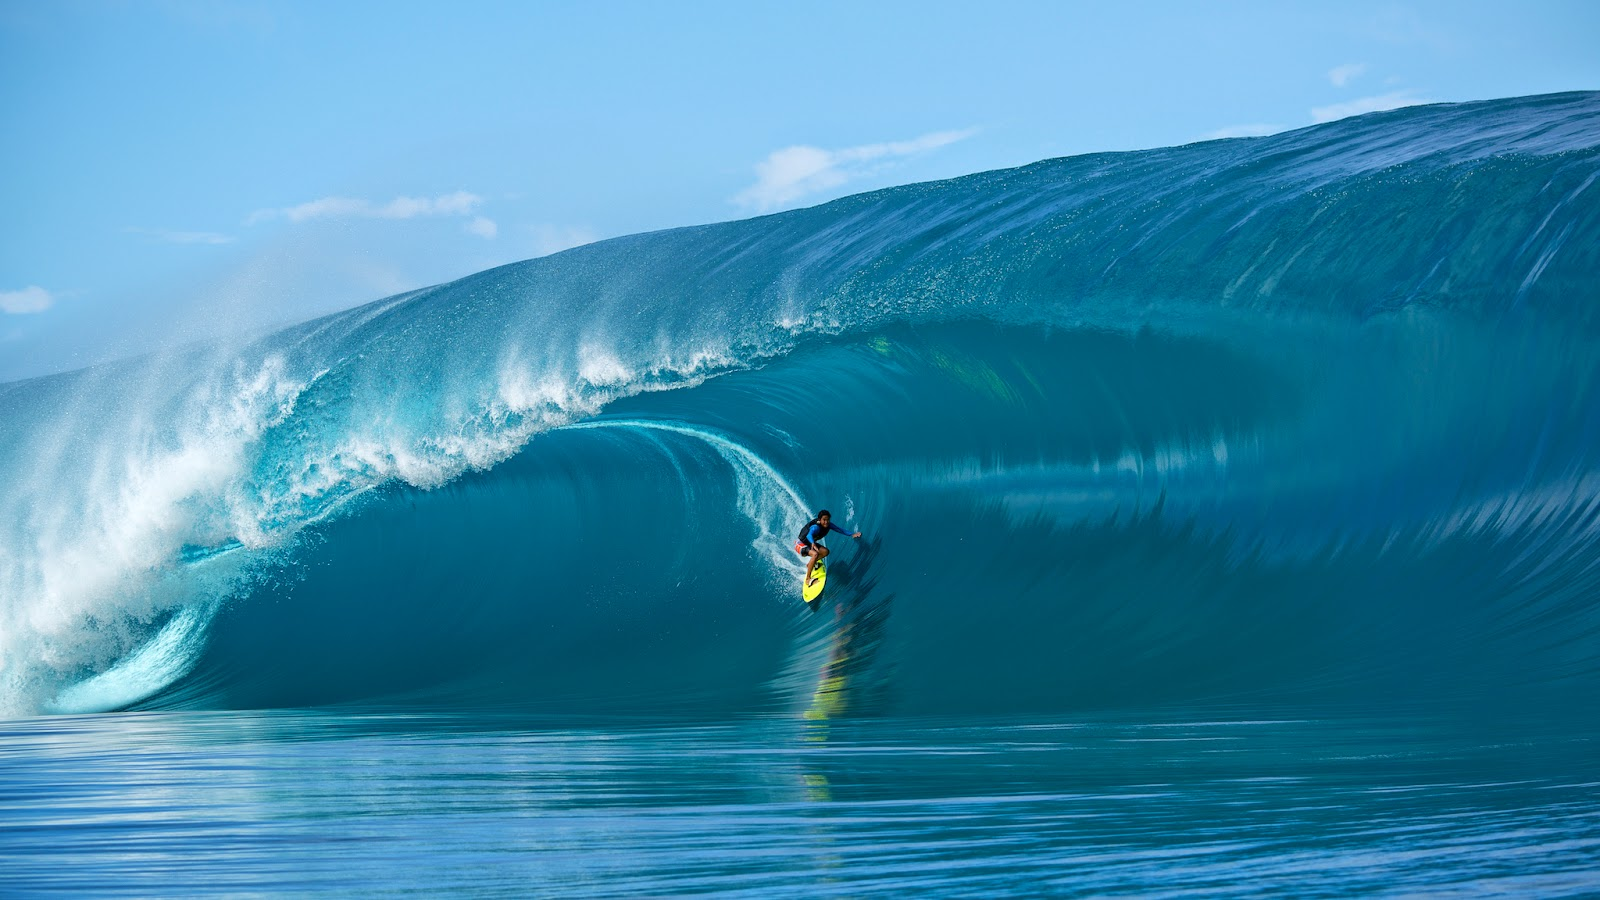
[795,509,861,588]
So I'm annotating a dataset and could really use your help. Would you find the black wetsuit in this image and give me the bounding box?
[798,519,850,554]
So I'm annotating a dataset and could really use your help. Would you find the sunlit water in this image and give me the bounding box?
[4,709,1598,896]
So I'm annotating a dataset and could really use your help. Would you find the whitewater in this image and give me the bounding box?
[4,93,1600,895]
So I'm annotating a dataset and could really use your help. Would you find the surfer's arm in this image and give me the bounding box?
[825,524,862,538]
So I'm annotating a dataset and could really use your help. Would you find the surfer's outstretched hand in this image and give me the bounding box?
[851,531,862,538]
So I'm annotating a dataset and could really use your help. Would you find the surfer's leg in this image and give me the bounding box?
[808,546,829,584]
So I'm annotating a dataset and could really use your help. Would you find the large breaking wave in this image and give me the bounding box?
[3,92,1599,719]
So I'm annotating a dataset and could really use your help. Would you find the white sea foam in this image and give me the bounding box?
[0,356,307,715]
[44,600,218,714]
[0,325,767,716]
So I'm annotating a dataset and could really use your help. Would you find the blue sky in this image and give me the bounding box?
[2,0,1597,380]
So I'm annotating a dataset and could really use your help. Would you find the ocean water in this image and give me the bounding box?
[4,710,1598,896]
[3,92,1600,894]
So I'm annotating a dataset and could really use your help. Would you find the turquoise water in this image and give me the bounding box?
[5,711,1598,896]
[3,92,1600,893]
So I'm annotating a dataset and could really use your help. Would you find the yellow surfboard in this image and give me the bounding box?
[803,560,827,604]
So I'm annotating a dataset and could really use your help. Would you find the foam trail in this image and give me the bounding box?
[560,419,847,709]
[564,419,813,584]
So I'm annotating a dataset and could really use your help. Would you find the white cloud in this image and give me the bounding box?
[127,227,235,245]
[1201,123,1286,141]
[247,191,484,225]
[1311,91,1433,124]
[1328,63,1367,87]
[532,225,600,257]
[466,216,498,239]
[734,128,979,212]
[1,286,54,314]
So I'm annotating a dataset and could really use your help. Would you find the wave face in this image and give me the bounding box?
[3,92,1599,719]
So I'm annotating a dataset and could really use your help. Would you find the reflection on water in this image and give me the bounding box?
[3,709,1598,896]
[802,535,892,725]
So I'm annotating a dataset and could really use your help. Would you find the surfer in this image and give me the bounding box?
[795,510,861,588]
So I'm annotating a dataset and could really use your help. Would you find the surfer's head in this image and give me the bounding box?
[817,509,831,525]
